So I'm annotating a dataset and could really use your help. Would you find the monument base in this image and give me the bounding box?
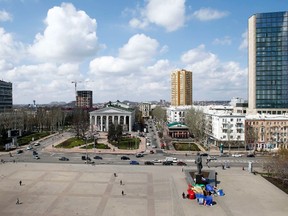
[195,173,204,184]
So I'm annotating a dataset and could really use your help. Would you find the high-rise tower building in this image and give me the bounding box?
[248,11,288,114]
[76,90,93,108]
[171,69,193,106]
[0,80,12,112]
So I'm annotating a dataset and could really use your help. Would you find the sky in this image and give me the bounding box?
[0,0,287,105]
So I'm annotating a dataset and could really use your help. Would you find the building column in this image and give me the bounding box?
[129,115,132,132]
[118,115,120,125]
[106,115,109,132]
[100,115,103,131]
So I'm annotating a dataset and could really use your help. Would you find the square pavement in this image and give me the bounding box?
[0,162,287,216]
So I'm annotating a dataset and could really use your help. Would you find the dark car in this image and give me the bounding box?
[150,150,154,154]
[144,161,154,165]
[16,150,23,154]
[81,155,91,161]
[162,161,173,166]
[59,157,69,161]
[33,150,38,155]
[94,155,103,160]
[121,156,130,160]
[200,153,208,157]
[136,153,144,158]
[130,160,139,165]
[177,161,187,166]
[247,154,255,157]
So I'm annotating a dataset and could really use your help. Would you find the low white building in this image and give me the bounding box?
[166,105,193,123]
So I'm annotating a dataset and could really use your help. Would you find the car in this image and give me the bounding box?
[94,155,103,160]
[16,150,23,154]
[152,145,157,148]
[150,150,154,154]
[200,153,209,157]
[144,161,154,165]
[33,150,38,155]
[34,142,40,146]
[33,155,40,160]
[232,153,242,157]
[136,153,144,158]
[81,156,91,161]
[177,161,187,166]
[153,159,162,163]
[26,146,33,150]
[130,160,139,165]
[162,161,173,166]
[247,154,255,157]
[59,156,69,161]
[121,156,130,160]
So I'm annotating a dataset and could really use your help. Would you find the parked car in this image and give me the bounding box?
[162,161,173,166]
[153,159,162,163]
[136,153,144,158]
[121,156,130,160]
[144,161,154,165]
[26,146,33,150]
[200,153,209,157]
[130,160,139,165]
[150,150,154,154]
[232,153,242,157]
[177,161,187,166]
[16,150,23,154]
[94,155,103,160]
[33,150,38,155]
[59,156,69,161]
[33,155,40,160]
[247,154,255,157]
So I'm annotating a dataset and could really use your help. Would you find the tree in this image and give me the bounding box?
[245,124,258,151]
[72,108,89,138]
[151,106,166,122]
[184,107,206,142]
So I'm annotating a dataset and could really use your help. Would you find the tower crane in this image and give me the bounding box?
[71,80,95,100]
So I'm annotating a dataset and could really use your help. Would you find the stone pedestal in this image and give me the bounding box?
[195,173,203,184]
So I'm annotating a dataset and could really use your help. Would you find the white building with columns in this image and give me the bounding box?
[89,106,135,132]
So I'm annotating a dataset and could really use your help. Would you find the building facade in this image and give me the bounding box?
[89,105,135,132]
[139,102,151,119]
[171,69,193,106]
[245,114,288,151]
[76,90,93,108]
[0,80,12,112]
[248,11,288,115]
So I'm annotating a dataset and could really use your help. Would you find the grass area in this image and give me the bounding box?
[110,137,140,150]
[173,142,200,151]
[80,143,110,149]
[56,137,86,149]
[17,131,51,146]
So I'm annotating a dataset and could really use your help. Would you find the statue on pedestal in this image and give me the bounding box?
[195,152,203,174]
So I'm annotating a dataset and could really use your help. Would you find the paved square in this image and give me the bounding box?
[0,162,287,216]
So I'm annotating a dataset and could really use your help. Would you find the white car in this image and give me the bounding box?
[153,159,163,163]
[26,146,33,150]
[34,142,40,146]
[232,153,242,157]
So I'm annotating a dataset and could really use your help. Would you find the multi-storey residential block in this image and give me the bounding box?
[171,69,193,106]
[166,105,193,123]
[0,80,12,112]
[248,11,288,115]
[245,114,288,151]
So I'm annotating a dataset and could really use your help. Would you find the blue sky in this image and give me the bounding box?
[0,0,287,104]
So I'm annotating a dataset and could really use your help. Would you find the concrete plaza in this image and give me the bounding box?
[0,162,287,216]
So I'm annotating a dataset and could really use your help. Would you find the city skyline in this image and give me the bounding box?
[0,0,287,104]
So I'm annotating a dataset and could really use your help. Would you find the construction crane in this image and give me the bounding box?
[71,80,95,100]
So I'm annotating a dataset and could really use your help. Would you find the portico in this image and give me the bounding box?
[90,106,135,132]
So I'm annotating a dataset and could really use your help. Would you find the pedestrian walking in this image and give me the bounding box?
[122,190,124,196]
[19,180,22,186]
[16,198,20,205]
[182,192,185,199]
[114,173,117,177]
[120,180,122,185]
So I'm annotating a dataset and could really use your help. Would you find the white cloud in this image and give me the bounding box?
[129,0,185,32]
[29,3,98,63]
[239,30,247,51]
[0,10,12,22]
[192,8,229,21]
[213,36,232,45]
[0,27,25,62]
[88,34,172,102]
[181,45,247,100]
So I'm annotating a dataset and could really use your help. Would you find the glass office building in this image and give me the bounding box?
[0,80,12,112]
[248,11,288,114]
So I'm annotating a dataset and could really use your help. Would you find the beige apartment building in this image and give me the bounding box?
[171,69,193,106]
[245,115,288,151]
[76,90,93,108]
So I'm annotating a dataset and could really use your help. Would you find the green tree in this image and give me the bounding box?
[184,107,206,142]
[151,106,166,122]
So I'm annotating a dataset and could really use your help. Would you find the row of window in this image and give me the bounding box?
[256,26,288,33]
[256,67,288,71]
[256,61,284,66]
